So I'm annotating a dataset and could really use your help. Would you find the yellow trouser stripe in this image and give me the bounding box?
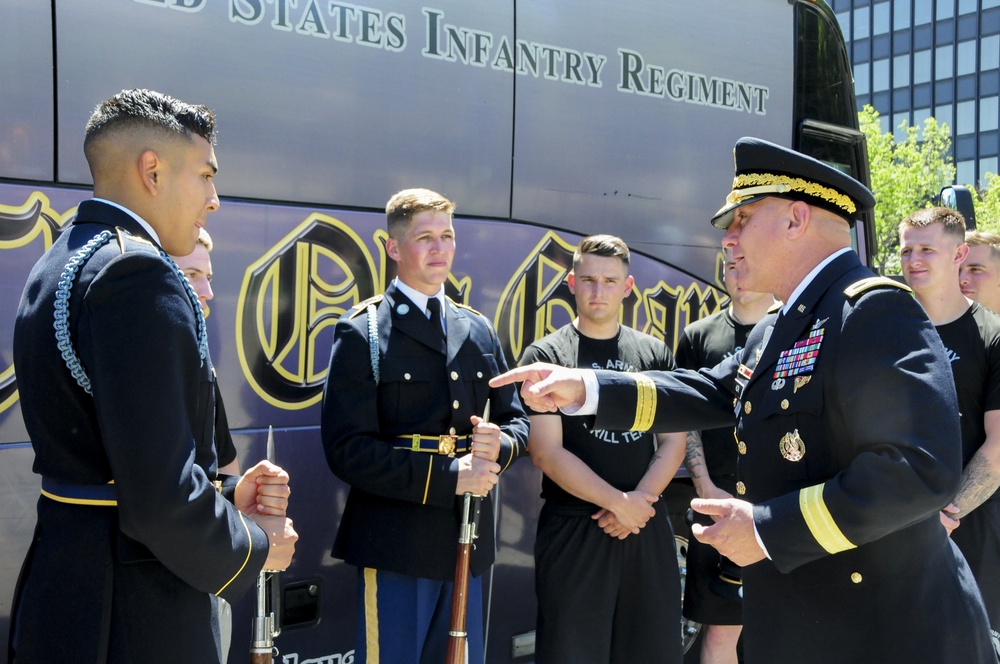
[800,483,855,554]
[631,374,657,431]
[364,567,380,664]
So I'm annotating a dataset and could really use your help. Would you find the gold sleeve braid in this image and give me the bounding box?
[630,374,657,431]
[799,483,856,554]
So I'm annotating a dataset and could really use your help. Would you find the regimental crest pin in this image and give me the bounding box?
[794,375,811,393]
[779,429,806,462]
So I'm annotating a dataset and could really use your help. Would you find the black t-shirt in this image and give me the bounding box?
[674,308,754,478]
[935,302,1000,465]
[520,324,676,507]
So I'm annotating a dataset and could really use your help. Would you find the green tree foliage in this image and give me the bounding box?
[972,172,1000,233]
[859,105,955,274]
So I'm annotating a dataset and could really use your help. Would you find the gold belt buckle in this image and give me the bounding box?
[437,434,457,456]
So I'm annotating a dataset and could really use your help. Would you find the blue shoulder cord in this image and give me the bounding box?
[53,229,209,394]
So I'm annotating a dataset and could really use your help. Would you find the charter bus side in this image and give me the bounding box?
[0,1,870,662]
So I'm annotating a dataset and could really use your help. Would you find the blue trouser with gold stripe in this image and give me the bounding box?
[354,567,485,664]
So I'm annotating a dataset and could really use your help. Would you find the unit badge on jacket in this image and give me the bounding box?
[779,429,806,461]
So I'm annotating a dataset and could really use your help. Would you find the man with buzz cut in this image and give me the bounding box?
[10,88,297,664]
[962,230,1000,314]
[899,207,1000,657]
[321,187,528,664]
[521,234,686,664]
[491,137,997,664]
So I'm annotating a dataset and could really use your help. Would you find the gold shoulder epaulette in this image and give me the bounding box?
[844,276,911,299]
[450,299,484,317]
[347,294,383,319]
[115,226,156,254]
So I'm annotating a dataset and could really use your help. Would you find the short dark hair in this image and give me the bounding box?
[83,89,217,162]
[385,188,455,238]
[573,234,630,272]
[898,206,967,242]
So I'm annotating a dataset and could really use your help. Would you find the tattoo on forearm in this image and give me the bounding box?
[684,430,707,480]
[955,454,1000,517]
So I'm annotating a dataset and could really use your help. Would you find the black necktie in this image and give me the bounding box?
[426,298,445,338]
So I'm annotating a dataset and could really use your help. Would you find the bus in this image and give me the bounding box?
[0,1,871,662]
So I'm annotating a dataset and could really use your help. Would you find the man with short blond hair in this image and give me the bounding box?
[900,207,1000,657]
[322,188,528,664]
[962,231,1000,314]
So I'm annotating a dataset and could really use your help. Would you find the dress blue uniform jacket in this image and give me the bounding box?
[10,200,269,664]
[592,251,995,664]
[322,281,528,580]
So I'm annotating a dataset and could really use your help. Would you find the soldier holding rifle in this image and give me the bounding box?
[9,89,297,664]
[322,188,528,664]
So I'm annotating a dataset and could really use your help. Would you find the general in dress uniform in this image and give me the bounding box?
[322,188,528,664]
[496,138,996,664]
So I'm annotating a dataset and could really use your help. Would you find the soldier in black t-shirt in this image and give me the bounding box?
[901,208,1000,656]
[521,235,686,664]
[676,258,775,664]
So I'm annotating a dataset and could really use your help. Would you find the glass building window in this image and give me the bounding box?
[873,2,890,35]
[837,11,852,41]
[957,100,976,135]
[894,54,911,88]
[957,160,974,186]
[936,46,954,80]
[984,0,1000,9]
[854,63,871,95]
[856,6,871,39]
[894,0,911,31]
[936,103,955,131]
[983,97,1000,132]
[914,107,931,126]
[936,0,954,20]
[959,0,978,14]
[914,49,932,84]
[957,40,977,76]
[873,58,890,92]
[983,36,1000,71]
[921,1,938,24]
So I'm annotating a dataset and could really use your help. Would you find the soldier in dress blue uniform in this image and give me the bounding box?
[9,89,298,664]
[492,137,997,664]
[321,188,528,664]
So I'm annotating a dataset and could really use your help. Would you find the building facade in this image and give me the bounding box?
[834,0,1000,187]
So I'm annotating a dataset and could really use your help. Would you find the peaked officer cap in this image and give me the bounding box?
[711,137,876,230]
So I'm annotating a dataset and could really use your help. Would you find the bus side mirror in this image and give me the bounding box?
[939,185,977,230]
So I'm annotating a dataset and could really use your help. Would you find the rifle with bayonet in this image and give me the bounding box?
[250,426,282,664]
[445,402,488,664]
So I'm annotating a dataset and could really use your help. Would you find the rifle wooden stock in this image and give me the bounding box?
[446,492,481,664]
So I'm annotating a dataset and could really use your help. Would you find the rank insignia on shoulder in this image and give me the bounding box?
[780,429,805,461]
[452,300,484,317]
[844,276,911,299]
[347,294,383,319]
